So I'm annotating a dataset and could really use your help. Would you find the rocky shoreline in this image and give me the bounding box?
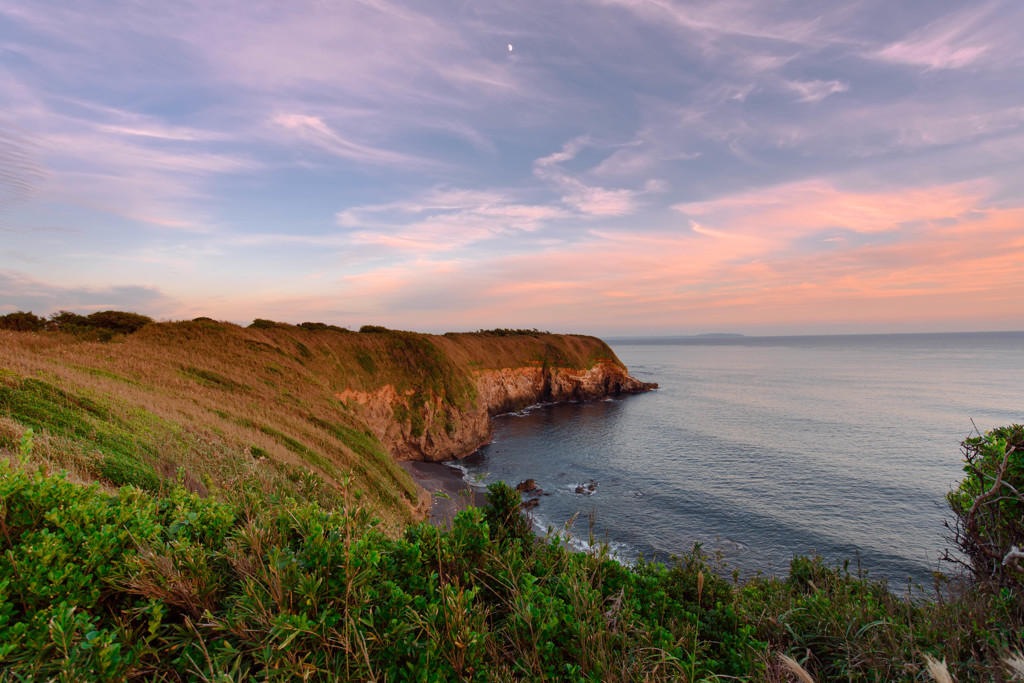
[335,351,656,522]
[397,460,487,528]
[400,372,656,525]
[384,361,658,464]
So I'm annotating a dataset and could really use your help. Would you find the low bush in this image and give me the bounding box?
[0,311,44,332]
[248,318,289,330]
[47,310,90,332]
[85,311,153,334]
[0,464,767,680]
[298,321,348,332]
[474,328,549,336]
[42,310,153,337]
[946,424,1024,588]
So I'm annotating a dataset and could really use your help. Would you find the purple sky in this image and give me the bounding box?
[2,0,1023,335]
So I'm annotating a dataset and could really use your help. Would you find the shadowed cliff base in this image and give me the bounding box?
[398,460,487,528]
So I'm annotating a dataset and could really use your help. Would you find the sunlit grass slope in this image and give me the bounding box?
[0,321,621,527]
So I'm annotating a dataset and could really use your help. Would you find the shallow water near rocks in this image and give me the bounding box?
[456,332,1024,586]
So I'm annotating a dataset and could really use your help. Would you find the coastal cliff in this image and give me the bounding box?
[358,360,656,463]
[0,320,654,525]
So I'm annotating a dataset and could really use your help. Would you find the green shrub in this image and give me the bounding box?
[248,318,288,329]
[47,310,90,332]
[5,452,1020,681]
[484,481,532,547]
[947,424,1024,587]
[42,310,152,337]
[298,321,348,332]
[98,452,161,491]
[0,311,44,332]
[85,311,152,334]
[472,328,549,336]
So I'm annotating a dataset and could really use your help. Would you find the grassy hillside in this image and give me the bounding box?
[0,320,622,528]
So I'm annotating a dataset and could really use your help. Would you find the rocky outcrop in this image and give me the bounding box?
[475,360,656,416]
[345,360,656,464]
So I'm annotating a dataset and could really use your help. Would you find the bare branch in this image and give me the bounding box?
[1002,545,1024,571]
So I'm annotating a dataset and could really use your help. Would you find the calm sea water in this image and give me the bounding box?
[454,332,1024,586]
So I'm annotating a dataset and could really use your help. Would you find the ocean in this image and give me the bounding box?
[452,331,1024,586]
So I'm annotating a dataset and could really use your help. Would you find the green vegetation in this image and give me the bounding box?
[0,311,45,332]
[0,376,160,489]
[79,311,154,335]
[2,431,1024,680]
[387,331,477,410]
[0,462,759,680]
[462,328,552,337]
[946,424,1024,588]
[0,310,153,338]
[248,318,289,330]
[298,322,349,333]
[180,366,250,393]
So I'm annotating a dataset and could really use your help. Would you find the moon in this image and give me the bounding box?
[508,44,514,52]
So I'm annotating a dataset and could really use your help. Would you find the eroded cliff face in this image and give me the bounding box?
[475,360,656,415]
[344,361,656,464]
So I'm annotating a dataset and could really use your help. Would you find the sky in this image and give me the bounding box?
[1,0,1023,336]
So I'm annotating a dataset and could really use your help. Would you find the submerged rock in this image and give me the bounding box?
[515,479,537,493]
[575,479,598,495]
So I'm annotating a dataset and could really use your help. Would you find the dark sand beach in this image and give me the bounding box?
[399,460,487,528]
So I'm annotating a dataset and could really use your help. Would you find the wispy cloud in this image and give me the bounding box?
[331,181,1024,333]
[0,119,46,211]
[586,0,844,46]
[335,187,568,252]
[674,179,992,236]
[270,114,435,168]
[533,138,663,216]
[872,3,1012,70]
[784,79,849,103]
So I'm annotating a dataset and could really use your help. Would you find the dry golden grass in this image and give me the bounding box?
[924,655,953,683]
[778,654,816,683]
[1006,652,1024,680]
[0,322,619,527]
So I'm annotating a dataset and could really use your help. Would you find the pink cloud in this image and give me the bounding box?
[128,176,1022,334]
[674,179,993,237]
[533,138,662,217]
[310,179,1024,334]
[335,187,568,252]
[0,93,257,230]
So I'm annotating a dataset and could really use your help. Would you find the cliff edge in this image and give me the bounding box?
[357,358,656,463]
